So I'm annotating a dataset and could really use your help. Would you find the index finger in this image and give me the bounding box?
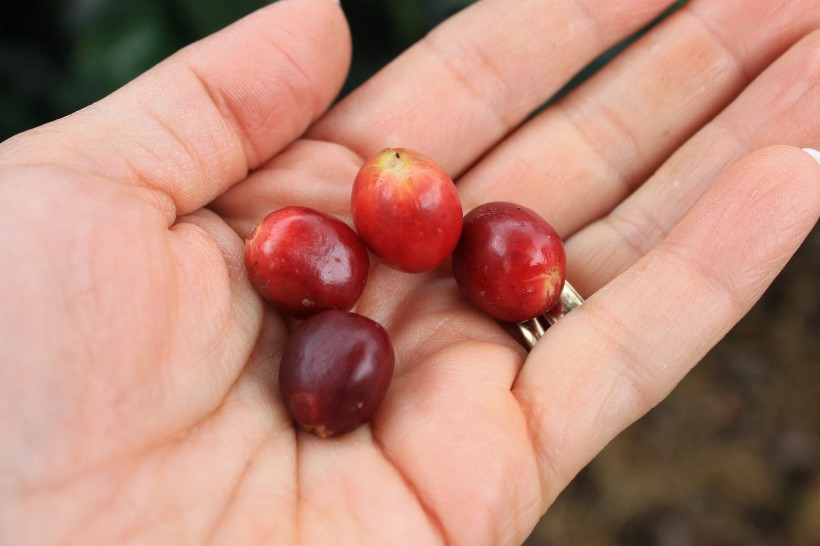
[309,0,673,174]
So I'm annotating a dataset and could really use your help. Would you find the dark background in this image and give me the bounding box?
[2,1,817,544]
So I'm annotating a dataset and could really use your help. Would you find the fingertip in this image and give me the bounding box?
[171,208,264,331]
[802,147,820,166]
[732,145,820,212]
[684,145,820,251]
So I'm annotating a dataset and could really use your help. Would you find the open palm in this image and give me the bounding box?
[1,0,818,544]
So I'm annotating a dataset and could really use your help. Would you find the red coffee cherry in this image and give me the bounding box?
[453,202,566,323]
[352,148,462,273]
[244,206,369,319]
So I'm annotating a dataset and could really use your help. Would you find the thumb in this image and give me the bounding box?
[1,0,351,217]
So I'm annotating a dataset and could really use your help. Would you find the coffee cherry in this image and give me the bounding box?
[452,202,565,323]
[352,148,462,273]
[244,206,369,319]
[279,310,395,438]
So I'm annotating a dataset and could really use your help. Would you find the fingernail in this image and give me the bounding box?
[803,148,820,165]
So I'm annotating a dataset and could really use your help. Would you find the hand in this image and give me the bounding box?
[0,0,817,544]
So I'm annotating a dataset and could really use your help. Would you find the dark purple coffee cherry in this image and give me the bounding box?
[279,310,395,438]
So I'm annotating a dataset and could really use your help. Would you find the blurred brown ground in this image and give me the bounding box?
[526,226,820,545]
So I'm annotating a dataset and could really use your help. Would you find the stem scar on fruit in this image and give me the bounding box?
[351,147,462,273]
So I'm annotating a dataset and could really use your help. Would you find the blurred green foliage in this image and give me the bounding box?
[0,0,685,142]
[0,0,477,141]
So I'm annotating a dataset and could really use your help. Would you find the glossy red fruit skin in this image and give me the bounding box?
[452,202,566,323]
[279,310,395,438]
[352,148,462,273]
[244,206,369,320]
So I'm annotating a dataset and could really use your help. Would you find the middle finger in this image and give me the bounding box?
[456,0,819,235]
[309,0,673,174]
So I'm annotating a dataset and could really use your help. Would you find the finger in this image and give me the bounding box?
[0,0,350,217]
[456,0,820,233]
[211,139,363,238]
[513,145,820,508]
[309,0,673,174]
[568,29,820,294]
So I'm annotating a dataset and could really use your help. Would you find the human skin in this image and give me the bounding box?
[0,0,818,544]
